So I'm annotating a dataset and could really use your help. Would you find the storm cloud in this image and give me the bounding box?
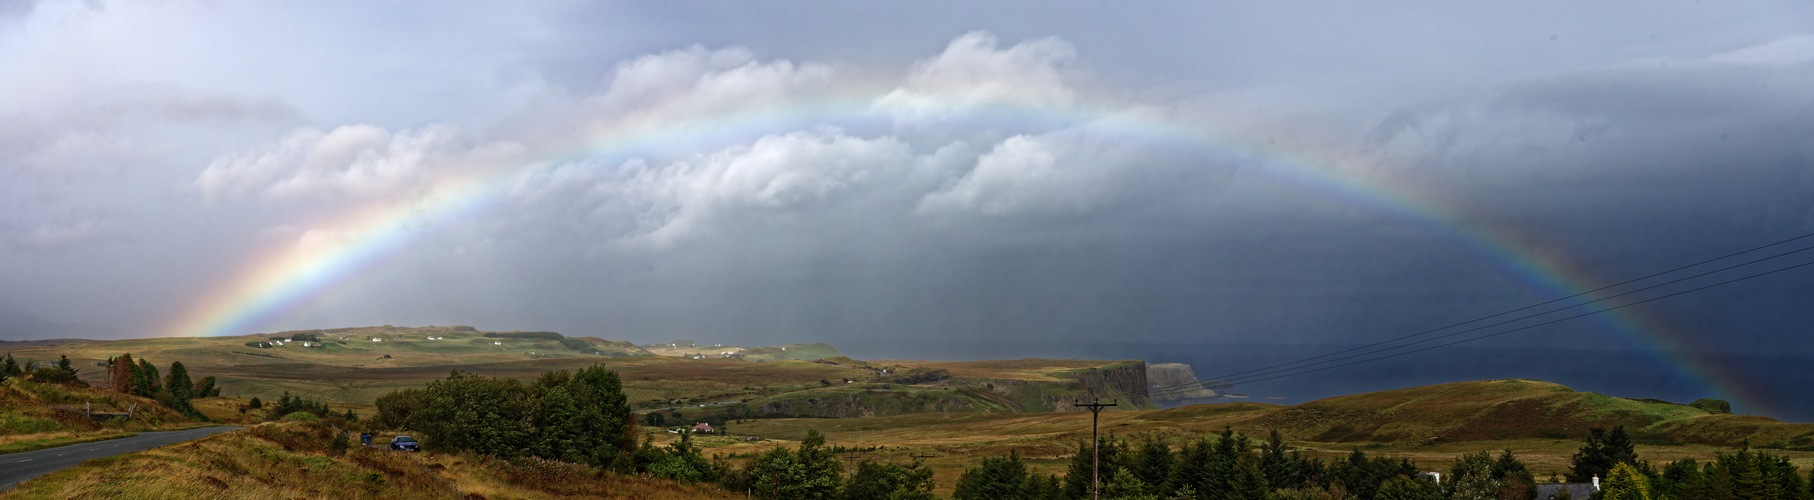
[2,1,1812,419]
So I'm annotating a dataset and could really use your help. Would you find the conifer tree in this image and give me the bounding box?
[1134,435,1175,497]
[135,358,161,396]
[954,450,1030,500]
[108,354,134,392]
[166,361,194,412]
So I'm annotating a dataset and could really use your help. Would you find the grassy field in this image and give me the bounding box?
[669,380,1814,497]
[2,420,743,499]
[0,378,214,455]
[0,327,881,411]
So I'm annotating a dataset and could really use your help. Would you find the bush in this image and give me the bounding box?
[283,411,321,422]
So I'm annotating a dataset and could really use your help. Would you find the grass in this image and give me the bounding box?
[1,421,741,500]
[0,430,135,455]
[1,326,877,408]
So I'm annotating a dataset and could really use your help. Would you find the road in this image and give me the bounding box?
[0,426,241,491]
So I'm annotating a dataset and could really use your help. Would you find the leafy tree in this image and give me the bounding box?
[844,460,937,500]
[248,396,263,409]
[649,431,713,482]
[644,411,666,427]
[747,429,842,499]
[1600,462,1653,500]
[955,450,1032,500]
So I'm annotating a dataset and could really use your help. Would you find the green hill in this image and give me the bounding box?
[1243,379,1814,448]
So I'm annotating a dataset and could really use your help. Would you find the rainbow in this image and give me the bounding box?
[157,89,1770,416]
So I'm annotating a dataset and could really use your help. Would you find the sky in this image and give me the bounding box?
[3,1,1814,419]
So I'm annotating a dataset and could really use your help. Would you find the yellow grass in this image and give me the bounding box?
[2,421,741,500]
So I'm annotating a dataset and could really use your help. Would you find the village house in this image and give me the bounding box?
[1536,476,1599,500]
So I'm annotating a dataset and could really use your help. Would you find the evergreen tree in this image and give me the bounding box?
[1134,435,1175,498]
[1169,436,1212,499]
[844,460,937,500]
[1065,435,1126,500]
[108,354,134,392]
[955,450,1031,500]
[1566,427,1636,482]
[165,361,195,413]
[135,358,161,396]
[1,353,20,377]
[191,376,219,398]
[1375,475,1443,500]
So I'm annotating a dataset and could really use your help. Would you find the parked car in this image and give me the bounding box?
[390,435,419,451]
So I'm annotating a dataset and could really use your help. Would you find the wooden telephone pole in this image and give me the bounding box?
[1075,400,1117,500]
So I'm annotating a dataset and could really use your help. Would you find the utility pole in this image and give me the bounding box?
[842,453,862,479]
[1075,399,1117,500]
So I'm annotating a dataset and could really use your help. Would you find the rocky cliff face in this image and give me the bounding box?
[1067,361,1154,410]
[1146,362,1223,408]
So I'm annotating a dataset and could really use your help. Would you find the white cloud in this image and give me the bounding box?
[583,45,834,128]
[570,129,919,247]
[193,124,523,202]
[873,31,1078,127]
[916,130,1131,216]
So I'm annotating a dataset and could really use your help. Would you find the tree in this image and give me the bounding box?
[165,361,195,414]
[844,460,937,500]
[1600,463,1653,500]
[1376,475,1443,500]
[1260,429,1304,491]
[1,353,20,378]
[134,358,161,397]
[747,429,842,499]
[1133,435,1174,498]
[954,450,1031,500]
[1566,427,1636,483]
[1168,436,1212,498]
[192,376,219,398]
[108,354,135,392]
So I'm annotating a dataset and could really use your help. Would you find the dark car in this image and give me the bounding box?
[390,435,419,451]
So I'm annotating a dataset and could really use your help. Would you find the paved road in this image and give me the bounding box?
[0,426,241,491]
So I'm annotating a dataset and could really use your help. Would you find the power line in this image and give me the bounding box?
[1211,242,1814,386]
[1218,257,1814,386]
[1132,230,1814,399]
[1207,230,1814,382]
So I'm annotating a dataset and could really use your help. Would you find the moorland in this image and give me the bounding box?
[3,325,1811,498]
